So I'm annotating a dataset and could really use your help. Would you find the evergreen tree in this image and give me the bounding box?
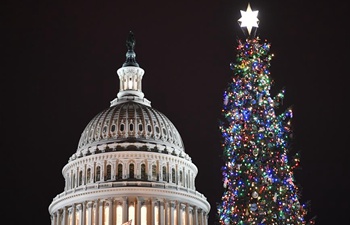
[216,4,315,225]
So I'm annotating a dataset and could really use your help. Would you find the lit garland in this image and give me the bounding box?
[217,37,315,225]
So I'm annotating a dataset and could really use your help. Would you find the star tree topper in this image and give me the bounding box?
[238,3,259,35]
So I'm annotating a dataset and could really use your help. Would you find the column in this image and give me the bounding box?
[56,210,61,225]
[136,197,141,225]
[193,207,198,225]
[149,198,155,225]
[87,202,93,225]
[159,201,165,225]
[76,204,83,225]
[164,201,169,225]
[112,199,117,225]
[51,213,56,225]
[93,201,99,225]
[186,205,190,225]
[176,203,181,225]
[81,202,86,225]
[98,200,103,225]
[169,201,174,225]
[108,199,113,225]
[200,210,204,225]
[62,207,67,225]
[72,204,76,225]
[122,197,128,224]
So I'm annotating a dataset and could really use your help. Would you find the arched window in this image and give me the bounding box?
[179,170,183,185]
[187,171,190,188]
[117,164,123,179]
[171,168,176,183]
[162,166,167,181]
[129,164,134,179]
[141,163,146,180]
[106,165,111,180]
[87,168,91,183]
[72,174,76,188]
[79,170,83,186]
[152,164,157,180]
[96,166,101,182]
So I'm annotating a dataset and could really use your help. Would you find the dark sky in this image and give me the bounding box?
[2,0,348,224]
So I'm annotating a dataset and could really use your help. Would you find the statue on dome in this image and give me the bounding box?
[126,31,135,51]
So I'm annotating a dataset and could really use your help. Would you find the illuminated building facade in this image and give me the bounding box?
[48,32,210,225]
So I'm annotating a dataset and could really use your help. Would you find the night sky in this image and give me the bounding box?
[2,0,348,224]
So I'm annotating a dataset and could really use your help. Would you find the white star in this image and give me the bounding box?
[238,3,259,35]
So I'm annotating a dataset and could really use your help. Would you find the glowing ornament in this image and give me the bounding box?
[250,203,258,211]
[252,191,259,198]
[268,132,274,138]
[273,192,278,202]
[224,95,229,105]
[238,3,259,35]
[224,218,230,225]
[253,148,259,156]
[223,178,228,188]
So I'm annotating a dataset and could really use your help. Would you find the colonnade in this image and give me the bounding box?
[51,197,208,225]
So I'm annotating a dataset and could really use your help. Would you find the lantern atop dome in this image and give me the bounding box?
[110,31,151,107]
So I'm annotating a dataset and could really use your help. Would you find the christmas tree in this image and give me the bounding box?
[216,4,315,225]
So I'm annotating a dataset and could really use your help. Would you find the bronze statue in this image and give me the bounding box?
[126,31,135,51]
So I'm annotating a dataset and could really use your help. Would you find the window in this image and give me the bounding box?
[96,166,101,182]
[106,165,111,180]
[111,124,116,132]
[141,164,146,180]
[152,165,157,180]
[120,124,125,132]
[118,164,123,179]
[87,168,91,183]
[179,170,183,185]
[130,123,134,131]
[171,168,176,183]
[79,170,83,186]
[72,174,76,188]
[155,126,160,133]
[129,164,134,179]
[162,166,167,181]
[138,124,143,131]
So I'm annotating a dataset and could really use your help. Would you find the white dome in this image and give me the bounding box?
[74,101,187,161]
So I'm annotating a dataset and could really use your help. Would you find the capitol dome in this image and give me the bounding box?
[74,101,187,162]
[48,31,210,225]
